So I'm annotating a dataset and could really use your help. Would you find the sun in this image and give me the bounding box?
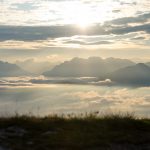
[76,19,91,29]
[72,11,93,29]
[62,2,94,28]
[60,1,115,29]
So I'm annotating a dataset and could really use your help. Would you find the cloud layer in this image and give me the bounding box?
[0,78,149,117]
[0,0,150,66]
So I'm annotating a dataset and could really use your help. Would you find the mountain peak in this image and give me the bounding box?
[70,57,85,63]
[109,63,150,86]
[0,60,31,77]
[135,63,149,68]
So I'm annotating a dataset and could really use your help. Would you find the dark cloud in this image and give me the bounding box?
[112,9,121,13]
[0,25,106,41]
[0,76,97,87]
[130,36,146,40]
[0,12,150,42]
[30,77,115,87]
[120,2,137,5]
[105,13,150,25]
[0,24,140,41]
[30,76,100,85]
[0,78,32,87]
[65,40,112,45]
[111,24,150,35]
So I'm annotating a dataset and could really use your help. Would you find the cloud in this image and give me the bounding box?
[0,76,114,87]
[130,36,146,40]
[0,77,33,87]
[64,87,150,111]
[70,91,100,100]
[106,13,150,25]
[64,90,118,108]
[10,2,38,11]
[0,23,150,43]
[0,0,150,65]
[0,76,150,116]
[65,40,112,45]
[2,75,144,88]
[111,24,150,35]
[30,77,99,85]
[90,79,114,86]
[0,0,150,26]
[112,9,121,13]
[0,25,107,42]
[0,7,150,50]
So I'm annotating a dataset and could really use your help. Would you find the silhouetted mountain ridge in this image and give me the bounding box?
[43,57,135,77]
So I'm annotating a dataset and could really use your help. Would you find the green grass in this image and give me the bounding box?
[0,113,150,150]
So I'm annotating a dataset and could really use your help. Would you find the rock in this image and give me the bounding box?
[0,146,10,150]
[0,126,27,138]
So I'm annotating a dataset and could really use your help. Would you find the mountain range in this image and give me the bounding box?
[43,57,135,77]
[0,61,30,77]
[42,57,150,86]
[0,57,150,86]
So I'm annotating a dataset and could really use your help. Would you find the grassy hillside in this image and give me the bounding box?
[0,113,150,150]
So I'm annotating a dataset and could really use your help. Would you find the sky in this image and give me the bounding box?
[0,0,150,117]
[0,0,150,63]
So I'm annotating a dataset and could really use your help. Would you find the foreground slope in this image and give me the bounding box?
[0,115,150,150]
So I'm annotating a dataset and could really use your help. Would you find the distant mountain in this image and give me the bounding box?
[43,57,135,77]
[0,61,31,77]
[146,62,150,67]
[16,59,59,74]
[109,63,150,86]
